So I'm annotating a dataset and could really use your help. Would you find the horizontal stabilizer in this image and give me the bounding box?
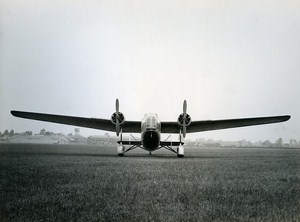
[117,140,141,145]
[160,141,183,146]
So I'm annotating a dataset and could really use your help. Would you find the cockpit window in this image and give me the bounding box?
[142,114,161,132]
[146,116,157,128]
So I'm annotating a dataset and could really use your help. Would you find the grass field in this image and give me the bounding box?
[0,143,300,221]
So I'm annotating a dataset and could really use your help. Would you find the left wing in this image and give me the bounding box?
[11,110,141,133]
[161,115,290,134]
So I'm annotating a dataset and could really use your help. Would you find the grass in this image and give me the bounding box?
[0,143,300,221]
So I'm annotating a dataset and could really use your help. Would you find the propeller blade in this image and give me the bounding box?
[183,100,187,115]
[116,118,120,136]
[182,100,187,137]
[116,98,119,113]
[183,121,186,138]
[115,98,120,136]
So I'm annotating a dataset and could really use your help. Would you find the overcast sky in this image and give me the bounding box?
[0,0,299,142]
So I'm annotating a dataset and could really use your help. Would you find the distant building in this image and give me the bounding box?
[87,135,109,145]
[7,134,69,144]
[0,135,9,142]
[87,134,126,145]
[67,133,87,144]
[75,128,80,136]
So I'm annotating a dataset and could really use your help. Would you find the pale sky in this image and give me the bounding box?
[0,0,299,142]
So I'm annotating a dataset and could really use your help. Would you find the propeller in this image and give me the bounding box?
[111,98,125,136]
[115,98,120,136]
[177,100,191,138]
[182,100,187,138]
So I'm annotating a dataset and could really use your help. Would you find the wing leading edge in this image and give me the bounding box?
[161,115,290,134]
[11,111,141,133]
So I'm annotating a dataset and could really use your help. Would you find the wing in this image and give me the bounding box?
[11,110,141,133]
[161,115,290,134]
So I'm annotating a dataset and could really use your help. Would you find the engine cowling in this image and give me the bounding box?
[111,112,125,125]
[177,113,191,126]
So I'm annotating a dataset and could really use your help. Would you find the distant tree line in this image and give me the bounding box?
[186,137,300,148]
[0,129,56,137]
[1,129,16,136]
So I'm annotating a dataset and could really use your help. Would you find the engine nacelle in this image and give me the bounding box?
[111,112,125,125]
[177,113,191,126]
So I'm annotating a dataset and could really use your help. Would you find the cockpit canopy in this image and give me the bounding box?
[142,113,161,131]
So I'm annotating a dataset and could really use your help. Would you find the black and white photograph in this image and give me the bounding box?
[0,1,299,221]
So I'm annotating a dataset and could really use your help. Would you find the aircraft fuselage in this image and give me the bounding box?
[141,113,161,151]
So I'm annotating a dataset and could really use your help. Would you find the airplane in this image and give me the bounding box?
[11,99,290,157]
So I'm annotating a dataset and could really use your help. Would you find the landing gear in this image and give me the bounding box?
[177,145,184,158]
[116,129,141,156]
[117,129,125,156]
[117,143,125,156]
[177,129,184,158]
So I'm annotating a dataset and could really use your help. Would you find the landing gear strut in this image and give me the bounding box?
[116,129,141,156]
[177,145,184,158]
[117,129,125,156]
[178,129,185,158]
[117,144,125,156]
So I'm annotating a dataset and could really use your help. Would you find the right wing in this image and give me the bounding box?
[161,115,291,133]
[11,110,141,133]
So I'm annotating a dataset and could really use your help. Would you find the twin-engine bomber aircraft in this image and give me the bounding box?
[11,99,290,157]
